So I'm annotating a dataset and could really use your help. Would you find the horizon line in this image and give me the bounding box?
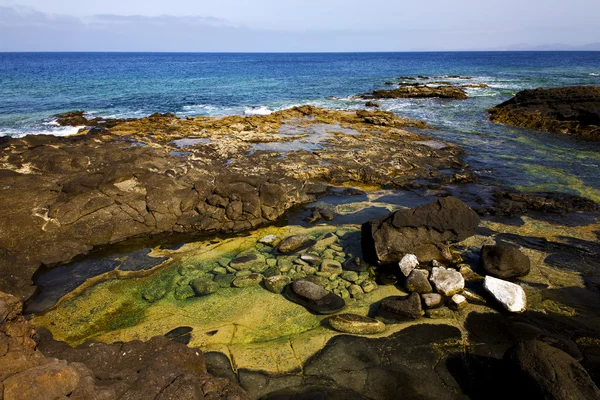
[2,50,600,54]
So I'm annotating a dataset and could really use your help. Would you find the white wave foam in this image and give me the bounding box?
[1,125,85,138]
[590,73,600,77]
[244,106,273,116]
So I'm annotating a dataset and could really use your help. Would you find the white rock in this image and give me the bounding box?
[399,254,419,277]
[483,276,527,313]
[258,235,280,246]
[450,294,468,310]
[422,293,443,309]
[430,267,464,296]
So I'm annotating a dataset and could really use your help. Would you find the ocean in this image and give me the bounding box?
[1,51,600,198]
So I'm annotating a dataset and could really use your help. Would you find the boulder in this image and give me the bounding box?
[362,197,480,264]
[378,293,424,319]
[284,280,346,314]
[480,244,531,279]
[483,275,527,313]
[430,267,464,296]
[278,235,315,254]
[405,269,433,294]
[488,86,600,139]
[504,340,600,399]
[328,314,386,335]
[399,254,419,277]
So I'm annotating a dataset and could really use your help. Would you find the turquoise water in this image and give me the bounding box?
[1,51,600,197]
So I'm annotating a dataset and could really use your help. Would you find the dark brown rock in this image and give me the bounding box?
[488,86,600,139]
[284,280,345,314]
[362,85,468,100]
[361,197,480,264]
[378,293,424,319]
[480,244,531,279]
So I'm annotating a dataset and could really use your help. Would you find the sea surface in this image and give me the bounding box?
[1,51,600,198]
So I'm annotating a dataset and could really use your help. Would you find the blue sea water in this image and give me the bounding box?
[1,51,600,198]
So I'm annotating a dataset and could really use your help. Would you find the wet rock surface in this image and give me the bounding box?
[488,86,600,139]
[328,313,386,335]
[0,106,472,301]
[284,280,346,314]
[362,197,480,264]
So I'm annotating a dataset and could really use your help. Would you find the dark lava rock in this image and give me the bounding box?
[284,280,345,314]
[405,269,433,294]
[488,86,600,139]
[164,326,193,345]
[480,244,531,279]
[482,190,599,217]
[504,340,600,400]
[278,235,316,254]
[365,101,381,108]
[362,85,468,100]
[362,197,480,264]
[378,293,424,319]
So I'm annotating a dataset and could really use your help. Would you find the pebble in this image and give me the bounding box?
[449,294,468,310]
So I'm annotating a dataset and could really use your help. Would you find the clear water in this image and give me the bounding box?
[1,51,600,197]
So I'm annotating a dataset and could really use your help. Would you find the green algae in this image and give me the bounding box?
[517,164,600,203]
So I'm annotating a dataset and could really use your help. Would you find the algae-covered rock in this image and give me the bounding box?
[278,235,315,254]
[142,285,167,303]
[328,313,386,335]
[229,254,266,271]
[320,260,343,277]
[213,274,236,288]
[191,279,220,296]
[233,273,264,288]
[264,275,292,294]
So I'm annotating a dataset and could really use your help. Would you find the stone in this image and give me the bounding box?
[328,314,386,335]
[348,284,364,299]
[361,281,377,293]
[430,267,464,296]
[461,288,486,305]
[190,278,220,296]
[141,285,167,303]
[320,260,343,277]
[278,235,315,253]
[229,253,266,271]
[266,258,277,268]
[300,254,322,266]
[262,266,280,278]
[421,293,444,309]
[378,293,424,319]
[362,197,480,264]
[233,273,264,288]
[264,275,291,294]
[483,275,527,313]
[340,271,359,282]
[174,284,195,300]
[363,85,468,100]
[342,257,368,272]
[302,265,317,274]
[488,86,600,139]
[2,361,83,400]
[480,244,531,279]
[258,234,281,247]
[313,233,338,251]
[399,254,419,277]
[212,266,228,275]
[284,280,346,314]
[213,273,236,288]
[504,340,600,399]
[458,264,483,281]
[319,208,335,221]
[449,294,468,310]
[405,269,432,294]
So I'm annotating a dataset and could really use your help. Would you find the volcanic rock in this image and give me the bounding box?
[378,293,424,319]
[480,244,531,279]
[405,269,433,294]
[284,280,346,314]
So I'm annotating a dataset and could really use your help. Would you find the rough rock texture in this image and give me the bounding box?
[328,314,386,335]
[378,293,424,319]
[362,85,468,100]
[483,276,527,313]
[504,340,600,400]
[480,244,531,279]
[362,197,480,264]
[398,254,419,277]
[284,280,346,314]
[488,86,600,139]
[421,293,444,309]
[405,269,433,294]
[0,106,473,300]
[481,190,599,217]
[0,291,248,400]
[430,267,465,296]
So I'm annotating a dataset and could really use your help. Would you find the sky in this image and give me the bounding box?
[0,0,599,51]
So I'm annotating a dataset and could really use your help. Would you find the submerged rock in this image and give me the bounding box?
[430,267,464,296]
[278,235,315,254]
[480,244,531,279]
[488,86,600,139]
[229,254,266,271]
[258,235,281,247]
[483,275,527,313]
[284,280,346,314]
[342,257,368,272]
[362,197,480,264]
[264,275,291,294]
[504,340,600,400]
[191,278,220,296]
[233,273,264,288]
[378,293,424,319]
[328,314,386,335]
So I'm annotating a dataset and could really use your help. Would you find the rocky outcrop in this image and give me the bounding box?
[362,85,468,100]
[481,190,599,217]
[0,107,473,300]
[504,340,600,400]
[488,86,600,139]
[0,291,247,400]
[361,197,480,264]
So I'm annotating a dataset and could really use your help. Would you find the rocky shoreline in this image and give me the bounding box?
[1,95,600,400]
